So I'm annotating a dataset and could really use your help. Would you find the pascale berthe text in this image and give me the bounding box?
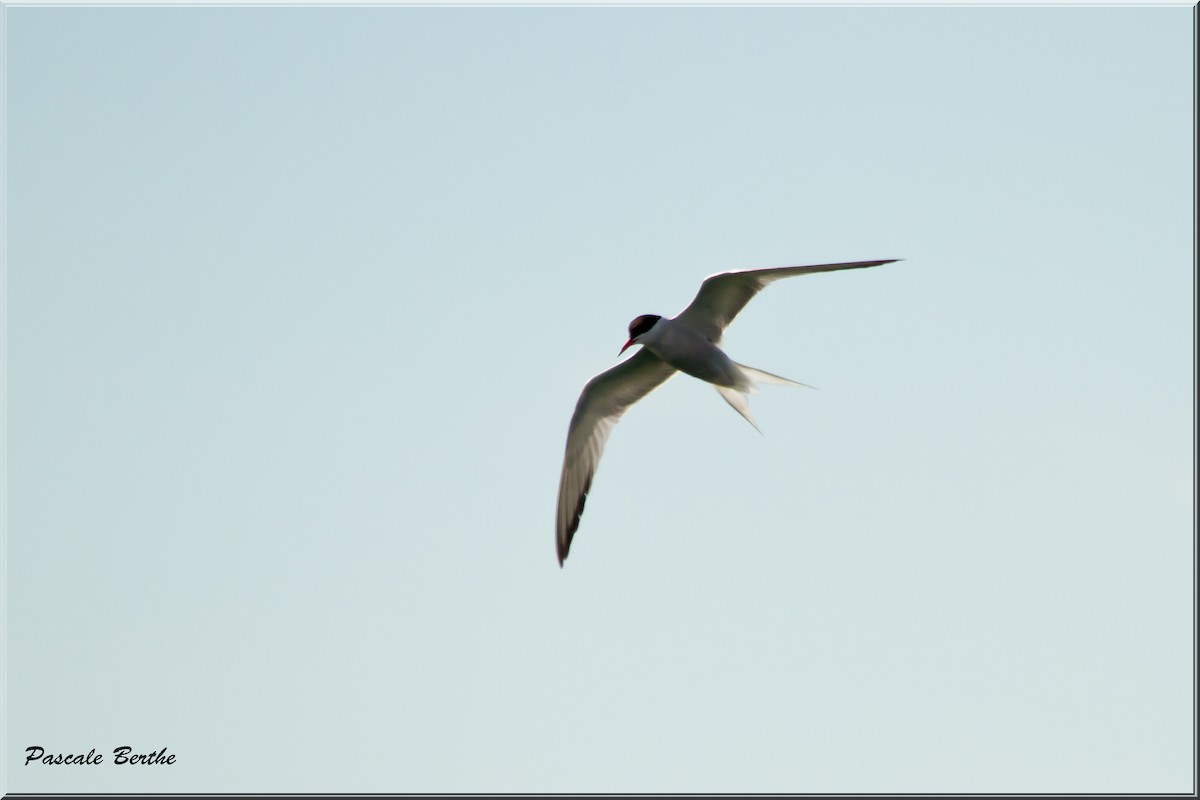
[24,746,176,766]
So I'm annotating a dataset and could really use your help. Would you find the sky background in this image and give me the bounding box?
[4,4,1194,794]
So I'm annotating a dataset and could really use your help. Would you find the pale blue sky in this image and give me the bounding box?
[5,4,1194,794]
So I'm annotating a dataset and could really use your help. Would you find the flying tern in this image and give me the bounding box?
[555,258,898,566]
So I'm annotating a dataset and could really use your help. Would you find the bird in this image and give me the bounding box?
[554,258,898,566]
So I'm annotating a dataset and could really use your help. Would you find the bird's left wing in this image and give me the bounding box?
[556,348,677,565]
[674,259,899,343]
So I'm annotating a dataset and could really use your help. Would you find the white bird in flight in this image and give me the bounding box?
[555,258,898,566]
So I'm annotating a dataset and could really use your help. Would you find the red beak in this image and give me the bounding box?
[619,338,635,355]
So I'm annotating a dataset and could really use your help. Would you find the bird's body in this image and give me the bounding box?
[555,258,898,565]
[637,317,748,390]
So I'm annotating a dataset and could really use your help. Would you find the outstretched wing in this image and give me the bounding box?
[674,259,899,343]
[556,348,677,565]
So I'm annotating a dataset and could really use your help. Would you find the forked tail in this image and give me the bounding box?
[715,384,762,433]
[714,362,816,433]
[734,362,816,390]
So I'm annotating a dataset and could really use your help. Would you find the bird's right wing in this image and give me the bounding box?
[675,259,899,343]
[556,348,677,566]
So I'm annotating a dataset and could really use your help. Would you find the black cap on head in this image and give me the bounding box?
[628,314,661,339]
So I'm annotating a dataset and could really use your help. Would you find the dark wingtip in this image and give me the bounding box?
[556,473,591,569]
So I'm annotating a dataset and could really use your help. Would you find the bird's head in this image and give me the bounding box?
[620,314,662,355]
